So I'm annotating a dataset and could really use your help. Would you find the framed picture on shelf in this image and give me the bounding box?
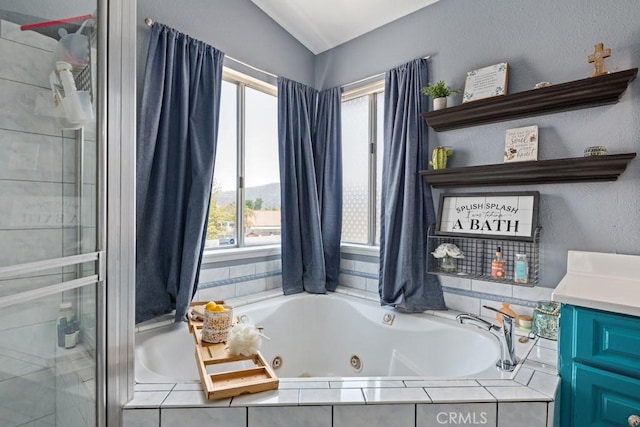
[504,125,538,162]
[462,62,509,103]
[436,191,540,241]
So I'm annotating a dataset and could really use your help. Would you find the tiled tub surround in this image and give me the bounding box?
[196,249,554,323]
[127,291,559,427]
[339,254,555,321]
[195,254,282,304]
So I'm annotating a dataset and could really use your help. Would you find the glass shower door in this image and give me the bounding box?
[0,3,102,426]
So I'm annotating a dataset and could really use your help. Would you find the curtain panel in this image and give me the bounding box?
[378,58,446,312]
[277,78,342,294]
[136,23,225,323]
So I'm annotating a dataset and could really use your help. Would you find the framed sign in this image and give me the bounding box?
[462,62,509,103]
[436,191,540,241]
[504,125,538,162]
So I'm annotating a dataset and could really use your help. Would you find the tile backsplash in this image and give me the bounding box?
[196,251,553,321]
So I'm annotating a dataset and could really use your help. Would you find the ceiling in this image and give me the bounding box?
[250,0,440,55]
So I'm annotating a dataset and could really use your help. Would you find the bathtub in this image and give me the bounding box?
[135,292,526,383]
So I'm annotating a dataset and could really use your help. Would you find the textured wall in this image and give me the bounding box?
[136,0,315,94]
[132,0,639,288]
[315,0,640,287]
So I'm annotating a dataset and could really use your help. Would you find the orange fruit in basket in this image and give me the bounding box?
[205,301,227,312]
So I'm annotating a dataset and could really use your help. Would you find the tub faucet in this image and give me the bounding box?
[456,305,519,372]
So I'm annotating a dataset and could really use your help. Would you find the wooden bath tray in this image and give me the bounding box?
[188,301,279,400]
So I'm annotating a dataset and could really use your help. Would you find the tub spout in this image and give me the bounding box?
[456,307,519,372]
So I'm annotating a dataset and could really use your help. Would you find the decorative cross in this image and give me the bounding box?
[588,42,611,77]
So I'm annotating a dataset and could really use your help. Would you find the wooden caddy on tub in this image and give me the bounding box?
[188,301,279,400]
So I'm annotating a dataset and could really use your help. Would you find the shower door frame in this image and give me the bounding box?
[103,0,138,426]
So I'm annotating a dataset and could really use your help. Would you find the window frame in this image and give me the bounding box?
[341,80,384,250]
[204,67,279,259]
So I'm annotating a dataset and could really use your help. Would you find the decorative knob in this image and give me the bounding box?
[629,414,640,427]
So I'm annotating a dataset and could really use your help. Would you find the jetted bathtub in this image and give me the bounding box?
[135,292,519,383]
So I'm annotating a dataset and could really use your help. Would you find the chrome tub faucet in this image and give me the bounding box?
[456,305,519,372]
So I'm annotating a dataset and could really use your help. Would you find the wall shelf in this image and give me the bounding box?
[421,68,638,132]
[427,226,540,286]
[420,153,636,188]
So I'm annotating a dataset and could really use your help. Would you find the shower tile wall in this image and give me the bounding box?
[0,20,96,427]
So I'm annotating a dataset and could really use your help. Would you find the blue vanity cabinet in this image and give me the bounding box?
[559,304,640,426]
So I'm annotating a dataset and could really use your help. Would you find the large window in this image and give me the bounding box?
[206,70,280,249]
[341,84,384,245]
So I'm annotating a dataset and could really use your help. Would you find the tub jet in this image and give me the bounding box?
[350,355,362,372]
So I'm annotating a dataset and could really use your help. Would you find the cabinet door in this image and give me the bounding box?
[573,363,640,426]
[573,306,640,379]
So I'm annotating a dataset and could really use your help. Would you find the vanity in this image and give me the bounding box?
[552,250,640,427]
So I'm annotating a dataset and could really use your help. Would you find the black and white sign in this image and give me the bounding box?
[436,192,540,241]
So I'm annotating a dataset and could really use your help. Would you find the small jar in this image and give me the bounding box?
[532,301,560,340]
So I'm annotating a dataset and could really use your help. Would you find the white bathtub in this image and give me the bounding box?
[135,293,517,383]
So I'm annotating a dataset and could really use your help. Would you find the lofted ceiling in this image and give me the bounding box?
[250,0,440,55]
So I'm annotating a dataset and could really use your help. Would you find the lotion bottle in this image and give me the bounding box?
[491,247,506,279]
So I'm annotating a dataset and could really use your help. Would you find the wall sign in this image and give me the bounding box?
[462,62,509,103]
[504,125,538,162]
[436,191,540,241]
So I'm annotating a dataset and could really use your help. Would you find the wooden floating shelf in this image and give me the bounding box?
[420,153,636,188]
[422,68,638,132]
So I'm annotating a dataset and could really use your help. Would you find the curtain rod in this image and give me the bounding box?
[144,17,278,79]
[341,55,432,89]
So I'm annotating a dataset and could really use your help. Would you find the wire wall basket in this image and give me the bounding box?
[427,225,541,286]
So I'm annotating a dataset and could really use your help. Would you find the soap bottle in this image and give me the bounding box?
[514,253,529,284]
[491,247,506,279]
[56,302,74,347]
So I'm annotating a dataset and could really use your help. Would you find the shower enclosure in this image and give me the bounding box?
[0,2,105,426]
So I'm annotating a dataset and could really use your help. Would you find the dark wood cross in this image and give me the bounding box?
[588,42,611,77]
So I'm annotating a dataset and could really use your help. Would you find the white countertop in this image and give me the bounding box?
[552,250,640,317]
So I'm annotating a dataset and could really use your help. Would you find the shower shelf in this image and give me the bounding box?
[188,301,279,400]
[427,226,541,286]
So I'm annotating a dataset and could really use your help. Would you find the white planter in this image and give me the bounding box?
[433,97,447,110]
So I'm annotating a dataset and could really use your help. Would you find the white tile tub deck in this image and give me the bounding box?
[125,290,559,427]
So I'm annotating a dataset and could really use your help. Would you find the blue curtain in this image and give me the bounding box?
[136,23,225,323]
[278,78,342,294]
[379,59,446,312]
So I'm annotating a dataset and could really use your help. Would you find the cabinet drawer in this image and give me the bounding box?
[573,306,640,378]
[573,363,640,426]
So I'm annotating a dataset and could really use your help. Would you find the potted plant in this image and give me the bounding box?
[421,80,461,110]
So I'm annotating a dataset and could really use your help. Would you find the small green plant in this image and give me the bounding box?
[421,80,461,98]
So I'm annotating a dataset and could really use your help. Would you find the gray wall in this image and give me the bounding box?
[132,0,639,288]
[316,0,640,287]
[136,0,315,93]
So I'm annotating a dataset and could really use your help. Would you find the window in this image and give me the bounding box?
[206,69,280,249]
[341,82,384,246]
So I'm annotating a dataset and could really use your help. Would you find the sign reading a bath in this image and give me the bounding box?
[436,192,540,241]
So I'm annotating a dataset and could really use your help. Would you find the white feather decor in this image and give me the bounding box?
[226,322,268,356]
